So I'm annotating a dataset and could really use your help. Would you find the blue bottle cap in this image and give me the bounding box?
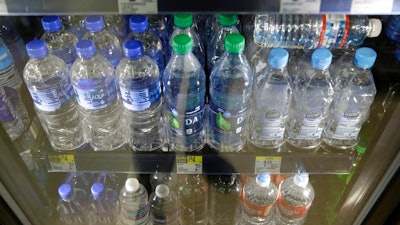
[91,182,104,199]
[85,16,105,33]
[256,173,271,187]
[129,15,149,32]
[268,48,289,69]
[123,40,144,59]
[75,40,96,59]
[41,16,62,32]
[354,47,377,69]
[294,173,309,188]
[26,40,48,59]
[58,183,72,200]
[311,48,332,70]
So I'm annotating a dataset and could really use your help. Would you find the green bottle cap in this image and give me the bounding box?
[172,34,193,54]
[218,14,237,27]
[224,33,245,53]
[174,14,193,28]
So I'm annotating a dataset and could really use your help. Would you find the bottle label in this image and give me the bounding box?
[120,80,161,111]
[0,41,13,70]
[277,193,311,219]
[209,101,248,135]
[296,110,324,139]
[260,109,285,140]
[0,87,17,122]
[167,105,204,136]
[241,193,275,218]
[331,108,363,139]
[151,208,179,224]
[319,15,350,48]
[121,203,150,222]
[73,78,118,110]
[28,78,74,112]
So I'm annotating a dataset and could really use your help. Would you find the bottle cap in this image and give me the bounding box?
[172,34,193,54]
[224,33,245,53]
[91,182,104,199]
[129,15,149,32]
[155,184,170,198]
[367,18,382,38]
[294,173,309,188]
[174,14,193,28]
[41,16,62,32]
[268,48,289,69]
[123,40,144,59]
[218,14,237,27]
[354,47,377,69]
[85,15,105,33]
[26,40,49,59]
[58,183,72,200]
[256,174,271,187]
[311,48,332,70]
[125,178,140,192]
[76,40,96,59]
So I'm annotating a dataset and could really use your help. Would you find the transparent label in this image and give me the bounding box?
[260,110,285,140]
[277,194,311,219]
[295,110,323,139]
[120,81,161,111]
[242,194,275,218]
[74,78,117,110]
[168,106,204,136]
[331,109,362,139]
[209,101,248,135]
[121,203,149,221]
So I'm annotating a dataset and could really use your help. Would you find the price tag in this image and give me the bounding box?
[255,156,282,174]
[280,0,321,13]
[48,155,77,171]
[117,0,158,14]
[176,155,202,174]
[351,0,393,14]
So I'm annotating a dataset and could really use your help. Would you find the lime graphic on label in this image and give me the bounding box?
[216,112,231,131]
[169,114,180,129]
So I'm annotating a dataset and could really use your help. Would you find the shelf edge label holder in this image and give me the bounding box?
[48,154,77,172]
[117,0,158,14]
[255,156,282,174]
[176,155,203,174]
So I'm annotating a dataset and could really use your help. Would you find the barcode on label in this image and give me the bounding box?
[118,0,157,14]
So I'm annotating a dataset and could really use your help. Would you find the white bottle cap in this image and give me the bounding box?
[155,184,170,198]
[367,18,382,38]
[125,178,140,192]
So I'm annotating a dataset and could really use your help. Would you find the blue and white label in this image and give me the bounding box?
[168,105,204,136]
[120,81,161,111]
[0,42,13,70]
[331,108,363,139]
[209,101,248,135]
[74,78,118,110]
[321,15,347,48]
[294,109,324,139]
[260,110,285,140]
[121,204,149,222]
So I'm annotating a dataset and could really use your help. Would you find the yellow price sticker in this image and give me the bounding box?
[255,156,282,161]
[187,156,202,164]
[49,155,75,163]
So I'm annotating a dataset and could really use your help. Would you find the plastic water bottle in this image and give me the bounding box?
[323,47,377,149]
[249,48,291,149]
[0,85,25,141]
[126,15,165,75]
[63,172,92,198]
[150,172,178,192]
[207,14,240,71]
[275,173,314,225]
[57,183,88,225]
[119,178,151,225]
[208,33,253,152]
[83,16,122,68]
[167,14,205,68]
[24,40,85,150]
[285,48,334,149]
[208,175,241,225]
[237,174,278,225]
[70,40,124,151]
[87,182,120,225]
[148,15,168,58]
[178,174,208,225]
[253,15,382,49]
[103,15,128,43]
[150,184,180,225]
[116,40,164,151]
[60,16,86,40]
[163,34,206,152]
[40,16,78,67]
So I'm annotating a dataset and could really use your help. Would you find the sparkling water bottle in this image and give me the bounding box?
[119,178,151,225]
[57,183,88,225]
[40,16,78,67]
[275,173,314,225]
[116,40,165,151]
[83,15,122,68]
[285,48,334,149]
[60,16,86,40]
[323,47,377,149]
[207,14,240,71]
[254,15,382,49]
[126,15,165,75]
[249,48,291,149]
[150,184,180,225]
[24,40,84,150]
[163,34,206,152]
[0,85,24,141]
[87,182,120,225]
[208,33,253,152]
[70,40,124,151]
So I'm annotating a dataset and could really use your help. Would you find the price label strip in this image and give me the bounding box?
[48,155,77,171]
[176,155,203,174]
[280,0,321,14]
[0,0,7,13]
[118,0,158,14]
[255,156,282,174]
[351,0,393,14]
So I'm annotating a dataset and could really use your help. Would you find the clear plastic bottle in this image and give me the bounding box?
[253,15,382,49]
[163,34,206,152]
[238,174,278,225]
[150,184,180,225]
[148,15,168,59]
[116,40,165,151]
[208,33,253,152]
[275,173,314,225]
[249,48,291,149]
[95,172,124,194]
[60,16,86,40]
[207,14,240,71]
[63,172,92,200]
[40,16,78,67]
[323,47,377,149]
[126,15,165,75]
[83,15,122,68]
[24,39,85,150]
[149,172,178,192]
[103,15,128,43]
[119,178,151,225]
[0,85,24,141]
[57,183,88,225]
[87,182,120,225]
[70,40,124,151]
[285,48,334,149]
